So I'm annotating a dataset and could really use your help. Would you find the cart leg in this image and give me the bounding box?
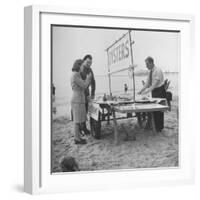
[107,107,111,125]
[136,112,142,128]
[150,112,157,134]
[112,110,119,144]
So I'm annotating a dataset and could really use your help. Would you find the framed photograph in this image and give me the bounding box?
[24,5,195,194]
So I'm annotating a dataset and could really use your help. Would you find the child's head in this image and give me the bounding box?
[59,156,79,172]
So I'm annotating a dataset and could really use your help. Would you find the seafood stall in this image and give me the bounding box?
[88,31,169,144]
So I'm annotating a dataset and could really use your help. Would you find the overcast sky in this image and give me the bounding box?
[52,26,179,89]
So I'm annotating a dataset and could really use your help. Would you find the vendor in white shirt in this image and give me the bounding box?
[138,56,167,132]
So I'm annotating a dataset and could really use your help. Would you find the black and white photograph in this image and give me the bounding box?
[51,25,179,173]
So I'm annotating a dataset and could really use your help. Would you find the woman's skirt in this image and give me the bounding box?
[71,103,87,123]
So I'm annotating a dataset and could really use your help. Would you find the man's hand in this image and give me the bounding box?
[129,64,137,69]
[142,88,150,95]
[137,90,142,95]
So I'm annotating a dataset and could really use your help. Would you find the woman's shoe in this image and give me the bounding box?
[74,138,87,144]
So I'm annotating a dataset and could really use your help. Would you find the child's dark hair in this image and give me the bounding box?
[59,156,79,172]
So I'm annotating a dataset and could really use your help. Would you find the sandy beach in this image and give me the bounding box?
[51,95,179,173]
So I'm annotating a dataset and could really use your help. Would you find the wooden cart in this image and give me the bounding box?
[89,98,169,144]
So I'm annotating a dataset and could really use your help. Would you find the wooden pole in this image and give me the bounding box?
[106,50,112,97]
[128,30,135,102]
[108,66,132,75]
[108,72,112,97]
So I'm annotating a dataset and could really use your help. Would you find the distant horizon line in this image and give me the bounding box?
[95,71,179,77]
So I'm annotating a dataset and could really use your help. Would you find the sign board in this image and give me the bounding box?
[107,32,132,74]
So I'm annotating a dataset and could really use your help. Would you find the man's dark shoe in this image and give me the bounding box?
[83,129,90,135]
[144,123,152,130]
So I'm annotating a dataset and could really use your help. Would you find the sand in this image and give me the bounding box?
[51,96,179,173]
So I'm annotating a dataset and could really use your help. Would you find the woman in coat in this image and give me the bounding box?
[71,59,92,144]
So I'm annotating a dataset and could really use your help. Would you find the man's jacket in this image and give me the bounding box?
[80,67,96,98]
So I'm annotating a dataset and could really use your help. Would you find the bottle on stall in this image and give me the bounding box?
[103,93,107,101]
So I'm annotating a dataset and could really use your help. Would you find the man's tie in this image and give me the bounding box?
[149,69,153,86]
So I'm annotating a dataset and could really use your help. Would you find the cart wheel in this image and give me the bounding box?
[136,112,150,129]
[90,117,101,139]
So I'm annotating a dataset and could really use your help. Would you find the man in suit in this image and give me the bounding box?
[80,54,96,135]
[138,56,166,132]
